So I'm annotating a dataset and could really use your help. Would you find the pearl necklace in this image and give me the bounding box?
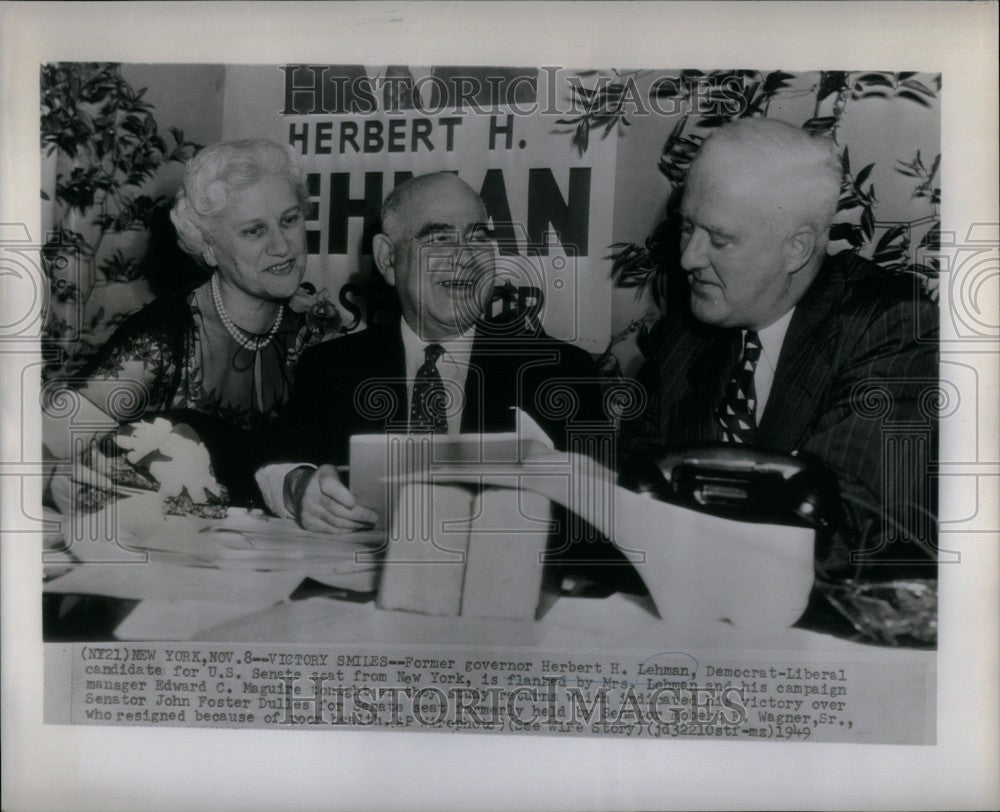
[211,274,283,352]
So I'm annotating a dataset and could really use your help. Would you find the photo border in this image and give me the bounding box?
[3,2,997,810]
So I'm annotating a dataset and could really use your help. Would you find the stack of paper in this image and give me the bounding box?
[397,443,817,631]
[371,423,557,620]
[462,482,553,620]
[44,506,388,639]
[377,482,476,615]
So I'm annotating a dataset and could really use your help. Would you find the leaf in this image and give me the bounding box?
[875,224,908,252]
[855,72,894,87]
[854,163,875,189]
[762,70,795,94]
[120,114,144,135]
[667,114,689,141]
[816,71,848,101]
[861,207,875,241]
[649,76,685,99]
[896,90,932,108]
[901,78,935,97]
[830,222,864,246]
[699,114,736,128]
[802,116,836,134]
[896,72,917,80]
[919,225,941,251]
[572,118,590,156]
[76,106,96,133]
[874,245,906,263]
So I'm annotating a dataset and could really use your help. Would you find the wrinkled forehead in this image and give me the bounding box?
[395,181,487,239]
[209,175,301,229]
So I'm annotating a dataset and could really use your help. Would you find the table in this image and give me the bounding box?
[41,482,937,745]
[40,496,925,650]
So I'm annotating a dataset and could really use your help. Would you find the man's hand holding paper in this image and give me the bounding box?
[285,464,378,535]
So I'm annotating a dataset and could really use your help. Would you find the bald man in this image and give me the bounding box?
[259,172,608,534]
[623,119,939,582]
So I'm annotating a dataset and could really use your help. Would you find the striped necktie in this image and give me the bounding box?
[715,330,761,444]
[410,343,448,433]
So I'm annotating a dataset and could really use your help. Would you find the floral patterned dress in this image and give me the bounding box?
[76,281,326,499]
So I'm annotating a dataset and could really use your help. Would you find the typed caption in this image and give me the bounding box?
[46,642,934,744]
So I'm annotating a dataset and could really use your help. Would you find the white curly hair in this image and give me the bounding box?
[170,139,308,265]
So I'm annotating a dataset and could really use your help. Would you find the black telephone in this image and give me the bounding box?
[618,443,842,531]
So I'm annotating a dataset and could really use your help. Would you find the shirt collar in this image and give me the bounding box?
[752,307,796,374]
[399,317,476,370]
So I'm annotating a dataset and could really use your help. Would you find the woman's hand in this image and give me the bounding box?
[287,464,378,534]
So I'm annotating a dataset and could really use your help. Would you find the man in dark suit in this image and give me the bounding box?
[623,118,939,582]
[258,172,607,534]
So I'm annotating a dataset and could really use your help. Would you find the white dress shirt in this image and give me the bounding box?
[399,318,476,436]
[749,306,795,421]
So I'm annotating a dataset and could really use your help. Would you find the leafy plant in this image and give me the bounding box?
[609,217,679,309]
[553,70,642,157]
[833,147,878,250]
[40,62,202,379]
[41,64,200,259]
[594,314,659,379]
[896,150,941,210]
[99,249,142,283]
[596,70,942,310]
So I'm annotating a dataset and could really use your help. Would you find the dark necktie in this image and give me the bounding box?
[715,330,762,444]
[410,343,448,433]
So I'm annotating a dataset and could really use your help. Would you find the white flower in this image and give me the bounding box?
[117,417,220,502]
[151,432,219,502]
[115,416,174,464]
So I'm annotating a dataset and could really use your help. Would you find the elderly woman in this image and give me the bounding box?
[49,138,321,499]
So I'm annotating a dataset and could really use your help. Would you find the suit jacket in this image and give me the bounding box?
[623,253,939,582]
[265,317,645,593]
[267,318,608,468]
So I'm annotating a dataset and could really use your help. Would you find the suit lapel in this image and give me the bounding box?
[663,325,739,444]
[757,258,846,448]
[461,336,485,434]
[462,332,515,434]
[376,324,408,428]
